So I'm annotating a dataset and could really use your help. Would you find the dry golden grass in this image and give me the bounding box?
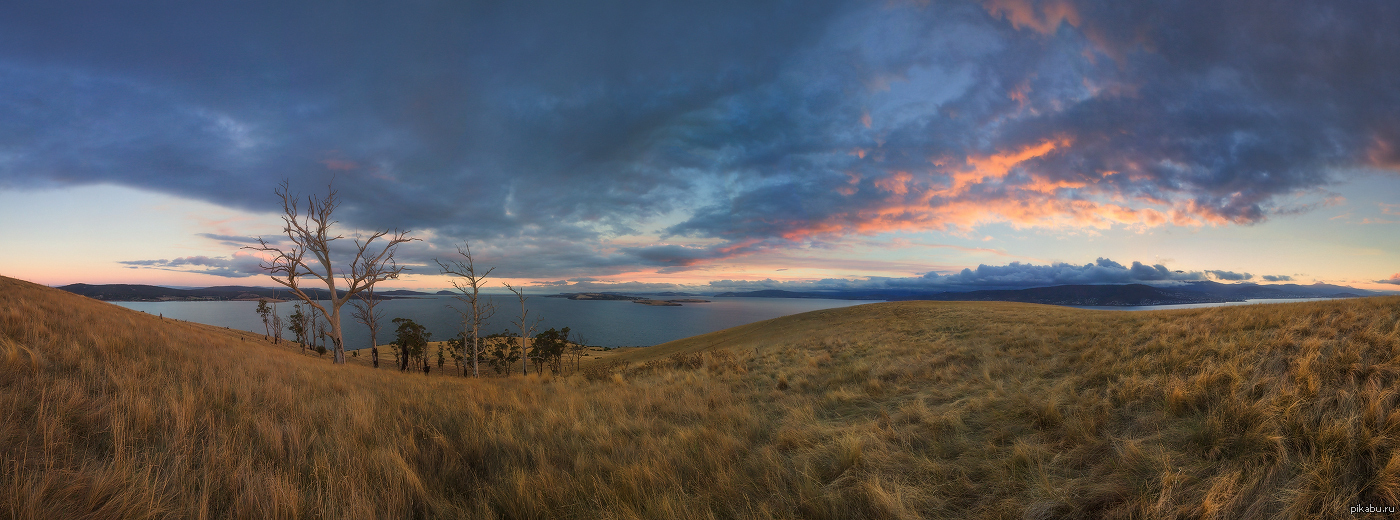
[4,274,1400,518]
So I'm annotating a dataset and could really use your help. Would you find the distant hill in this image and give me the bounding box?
[56,283,416,301]
[715,282,1376,306]
[911,284,1226,306]
[712,289,852,299]
[376,289,435,296]
[1172,280,1377,299]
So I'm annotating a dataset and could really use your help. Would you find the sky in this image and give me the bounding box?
[0,0,1397,293]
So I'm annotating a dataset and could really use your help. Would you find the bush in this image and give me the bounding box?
[583,361,629,381]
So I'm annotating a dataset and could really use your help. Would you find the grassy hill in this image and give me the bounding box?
[4,274,1400,518]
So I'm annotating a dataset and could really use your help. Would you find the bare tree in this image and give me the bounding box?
[350,257,390,368]
[569,332,589,374]
[503,282,542,376]
[245,179,417,364]
[436,242,495,377]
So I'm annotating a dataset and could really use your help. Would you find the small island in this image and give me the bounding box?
[546,292,711,305]
[549,292,644,301]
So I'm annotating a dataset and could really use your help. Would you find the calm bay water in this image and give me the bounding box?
[112,296,1341,349]
[112,296,877,348]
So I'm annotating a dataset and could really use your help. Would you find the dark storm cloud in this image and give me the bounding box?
[2,1,1396,276]
[0,1,845,233]
[1262,275,1294,282]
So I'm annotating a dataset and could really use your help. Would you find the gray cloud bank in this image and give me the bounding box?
[119,255,264,278]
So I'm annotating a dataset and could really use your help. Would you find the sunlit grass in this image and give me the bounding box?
[3,274,1399,518]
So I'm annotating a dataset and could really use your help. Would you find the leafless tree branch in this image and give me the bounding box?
[243,179,419,364]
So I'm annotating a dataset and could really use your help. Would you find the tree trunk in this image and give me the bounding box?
[471,324,480,378]
[330,308,346,364]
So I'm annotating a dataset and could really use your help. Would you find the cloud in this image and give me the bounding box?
[1262,275,1293,282]
[1206,270,1253,281]
[196,233,269,246]
[2,1,1397,277]
[920,258,1205,288]
[498,257,1292,293]
[119,253,265,278]
[1380,274,1400,286]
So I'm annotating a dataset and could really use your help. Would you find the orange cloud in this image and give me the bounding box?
[771,138,1256,245]
[946,137,1070,194]
[982,0,1080,34]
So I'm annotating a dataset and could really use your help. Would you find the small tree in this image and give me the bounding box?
[255,299,272,340]
[484,330,521,375]
[392,317,430,373]
[436,242,495,377]
[289,304,308,352]
[503,282,542,376]
[446,332,467,372]
[246,179,417,365]
[271,302,284,344]
[309,306,322,352]
[316,314,328,357]
[532,327,571,375]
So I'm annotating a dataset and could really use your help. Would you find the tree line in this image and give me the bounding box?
[246,180,592,377]
[253,296,590,377]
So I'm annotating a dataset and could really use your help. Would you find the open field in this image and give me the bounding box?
[4,274,1400,518]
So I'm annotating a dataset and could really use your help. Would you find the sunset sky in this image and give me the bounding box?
[1,1,1397,293]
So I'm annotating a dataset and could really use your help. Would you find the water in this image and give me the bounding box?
[111,295,877,348]
[112,296,1344,348]
[1068,298,1339,311]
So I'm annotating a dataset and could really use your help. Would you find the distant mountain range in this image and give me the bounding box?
[713,281,1379,306]
[56,284,438,302]
[55,281,1382,306]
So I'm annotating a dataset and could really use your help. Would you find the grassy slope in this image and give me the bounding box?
[5,274,1400,518]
